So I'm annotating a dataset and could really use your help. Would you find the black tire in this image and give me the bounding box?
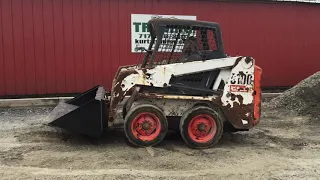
[179,106,224,149]
[124,104,168,147]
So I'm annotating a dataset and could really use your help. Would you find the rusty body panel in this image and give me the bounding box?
[217,96,254,129]
[109,66,138,122]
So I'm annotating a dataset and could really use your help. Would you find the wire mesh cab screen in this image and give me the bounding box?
[150,25,222,65]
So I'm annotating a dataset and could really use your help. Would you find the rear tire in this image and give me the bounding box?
[179,106,224,149]
[124,104,168,147]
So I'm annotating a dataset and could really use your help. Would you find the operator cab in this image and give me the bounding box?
[136,18,228,96]
[140,18,227,68]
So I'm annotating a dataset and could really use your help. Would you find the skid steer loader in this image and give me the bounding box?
[48,18,262,149]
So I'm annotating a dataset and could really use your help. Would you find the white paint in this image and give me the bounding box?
[121,57,239,92]
[212,69,231,90]
[172,57,236,76]
[119,56,255,110]
[131,14,196,53]
[241,119,248,125]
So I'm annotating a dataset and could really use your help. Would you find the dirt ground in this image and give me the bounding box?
[0,101,319,180]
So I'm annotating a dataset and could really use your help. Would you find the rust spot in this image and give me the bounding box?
[211,97,254,129]
[230,93,236,101]
[141,66,155,73]
[245,57,252,64]
[145,73,151,79]
[222,101,254,129]
[236,95,244,104]
[138,93,164,99]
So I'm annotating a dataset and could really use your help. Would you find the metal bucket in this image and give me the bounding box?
[47,85,108,138]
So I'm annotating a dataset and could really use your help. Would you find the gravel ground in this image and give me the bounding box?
[266,71,320,119]
[0,100,319,180]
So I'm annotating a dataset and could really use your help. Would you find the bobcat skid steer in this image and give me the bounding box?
[48,18,262,149]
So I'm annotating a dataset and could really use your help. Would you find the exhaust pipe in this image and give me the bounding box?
[47,85,108,138]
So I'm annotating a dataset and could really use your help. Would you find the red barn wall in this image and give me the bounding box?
[0,0,319,97]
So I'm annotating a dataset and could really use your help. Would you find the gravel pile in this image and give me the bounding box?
[266,71,320,119]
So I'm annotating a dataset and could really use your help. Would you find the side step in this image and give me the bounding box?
[47,85,108,138]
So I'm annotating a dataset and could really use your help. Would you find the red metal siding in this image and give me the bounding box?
[22,0,36,95]
[0,0,320,96]
[0,1,4,96]
[1,0,15,95]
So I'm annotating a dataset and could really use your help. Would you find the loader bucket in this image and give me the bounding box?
[47,85,108,138]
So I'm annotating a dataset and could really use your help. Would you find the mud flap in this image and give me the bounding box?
[47,85,108,138]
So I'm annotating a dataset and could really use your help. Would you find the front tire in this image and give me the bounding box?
[124,104,168,147]
[179,106,224,149]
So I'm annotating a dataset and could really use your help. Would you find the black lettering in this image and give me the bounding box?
[232,72,254,85]
[237,72,246,85]
[247,74,253,85]
[230,73,236,84]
